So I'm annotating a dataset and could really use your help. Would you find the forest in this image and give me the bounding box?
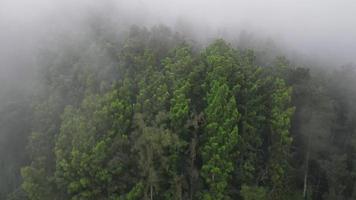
[0,23,356,200]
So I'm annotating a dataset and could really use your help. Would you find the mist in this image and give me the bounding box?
[1,0,356,76]
[1,0,356,199]
[1,0,355,97]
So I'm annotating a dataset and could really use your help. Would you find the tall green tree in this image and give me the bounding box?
[201,79,239,200]
[55,90,138,199]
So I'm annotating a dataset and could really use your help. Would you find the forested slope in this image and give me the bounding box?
[1,25,356,200]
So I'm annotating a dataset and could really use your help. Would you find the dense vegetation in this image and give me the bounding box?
[1,25,356,200]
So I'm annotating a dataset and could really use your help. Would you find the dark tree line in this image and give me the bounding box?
[1,25,356,200]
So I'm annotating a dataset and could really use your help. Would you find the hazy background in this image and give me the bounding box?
[0,1,355,198]
[1,0,356,96]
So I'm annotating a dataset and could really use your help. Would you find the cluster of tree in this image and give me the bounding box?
[1,25,356,200]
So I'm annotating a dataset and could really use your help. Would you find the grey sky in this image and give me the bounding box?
[1,0,356,78]
[130,0,356,63]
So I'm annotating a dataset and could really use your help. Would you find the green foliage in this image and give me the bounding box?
[264,77,295,199]
[3,25,353,200]
[54,90,135,199]
[21,166,52,200]
[170,82,191,129]
[240,185,267,200]
[201,80,239,200]
[133,113,184,199]
[20,34,296,199]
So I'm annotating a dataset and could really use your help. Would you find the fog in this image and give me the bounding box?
[128,0,356,66]
[0,0,355,113]
[1,0,356,65]
[0,0,355,102]
[2,1,356,199]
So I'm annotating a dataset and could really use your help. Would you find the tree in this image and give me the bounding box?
[201,80,239,200]
[55,90,136,199]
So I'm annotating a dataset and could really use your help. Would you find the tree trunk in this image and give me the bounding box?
[189,116,199,200]
[150,185,153,200]
[303,138,310,199]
